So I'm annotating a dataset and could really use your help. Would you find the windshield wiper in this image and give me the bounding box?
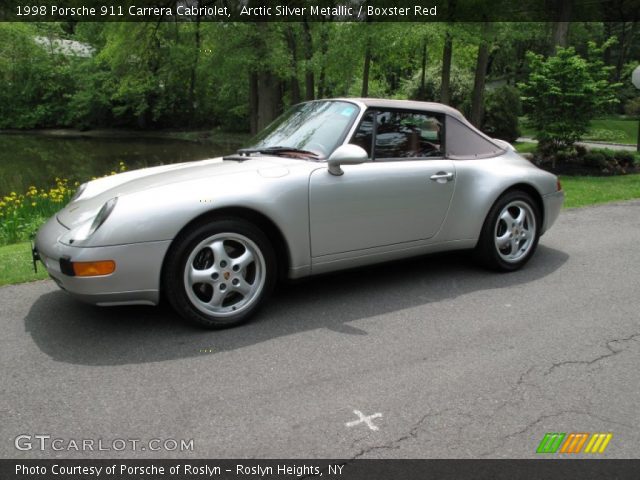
[237,146,319,158]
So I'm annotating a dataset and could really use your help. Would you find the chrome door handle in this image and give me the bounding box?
[430,172,454,183]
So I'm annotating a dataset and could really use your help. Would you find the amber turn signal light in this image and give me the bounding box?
[72,260,116,277]
[556,179,562,191]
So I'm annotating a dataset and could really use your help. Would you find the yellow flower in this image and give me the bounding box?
[10,192,16,197]
[31,202,37,207]
[41,193,48,198]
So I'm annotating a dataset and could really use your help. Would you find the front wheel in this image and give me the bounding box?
[475,191,541,271]
[164,219,276,328]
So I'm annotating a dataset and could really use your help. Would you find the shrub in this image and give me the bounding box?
[0,162,127,245]
[0,179,76,245]
[575,145,587,157]
[481,85,522,143]
[599,149,615,162]
[613,151,636,168]
[624,97,640,116]
[583,152,607,168]
[519,41,621,152]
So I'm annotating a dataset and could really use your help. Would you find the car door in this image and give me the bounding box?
[309,109,455,257]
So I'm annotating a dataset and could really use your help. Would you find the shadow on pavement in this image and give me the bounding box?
[24,246,568,366]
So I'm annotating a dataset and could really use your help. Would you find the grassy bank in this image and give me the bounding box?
[514,142,537,154]
[520,116,639,145]
[560,174,640,208]
[0,242,48,286]
[585,117,638,145]
[2,174,639,286]
[1,178,82,245]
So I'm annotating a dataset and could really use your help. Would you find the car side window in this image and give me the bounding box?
[350,110,444,160]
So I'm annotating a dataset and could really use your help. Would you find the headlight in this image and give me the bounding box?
[70,182,87,202]
[70,197,118,243]
[88,197,118,237]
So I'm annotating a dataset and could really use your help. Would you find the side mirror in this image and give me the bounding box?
[327,144,369,176]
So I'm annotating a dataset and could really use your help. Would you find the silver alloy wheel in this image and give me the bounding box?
[183,233,266,318]
[494,200,537,264]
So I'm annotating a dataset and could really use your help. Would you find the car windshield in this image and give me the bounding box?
[244,101,360,160]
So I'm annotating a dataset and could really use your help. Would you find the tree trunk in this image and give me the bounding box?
[188,16,201,122]
[419,37,428,100]
[256,72,280,132]
[469,24,491,128]
[302,19,314,100]
[285,25,301,105]
[440,31,453,105]
[603,22,613,66]
[614,22,635,82]
[249,23,283,134]
[551,22,570,50]
[249,72,259,134]
[550,1,572,53]
[361,44,371,97]
[317,23,329,98]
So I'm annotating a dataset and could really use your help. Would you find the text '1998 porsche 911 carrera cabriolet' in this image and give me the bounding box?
[34,98,564,328]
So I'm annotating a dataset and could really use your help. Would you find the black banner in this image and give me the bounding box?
[2,459,640,480]
[0,0,639,23]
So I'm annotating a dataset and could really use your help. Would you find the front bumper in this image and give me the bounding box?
[541,190,564,234]
[34,215,172,306]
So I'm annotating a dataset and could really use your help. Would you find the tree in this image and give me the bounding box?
[519,40,621,153]
[440,29,453,104]
[469,22,492,127]
[482,85,522,142]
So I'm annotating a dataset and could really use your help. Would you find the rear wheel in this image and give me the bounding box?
[475,190,540,271]
[164,219,276,328]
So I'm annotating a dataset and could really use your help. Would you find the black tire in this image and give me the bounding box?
[475,190,541,272]
[163,218,277,329]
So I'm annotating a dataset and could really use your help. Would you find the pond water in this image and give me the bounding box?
[0,134,244,196]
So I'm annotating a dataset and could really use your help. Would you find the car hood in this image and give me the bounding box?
[56,156,305,229]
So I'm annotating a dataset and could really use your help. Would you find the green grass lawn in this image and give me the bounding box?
[561,174,640,208]
[519,122,536,138]
[514,141,537,154]
[0,241,48,286]
[520,116,639,145]
[2,174,639,286]
[584,117,639,144]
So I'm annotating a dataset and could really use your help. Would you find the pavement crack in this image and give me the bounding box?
[478,410,585,457]
[349,408,454,459]
[544,332,640,376]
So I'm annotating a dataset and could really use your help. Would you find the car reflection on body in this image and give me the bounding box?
[34,98,564,328]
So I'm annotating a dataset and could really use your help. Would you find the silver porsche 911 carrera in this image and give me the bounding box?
[34,98,564,328]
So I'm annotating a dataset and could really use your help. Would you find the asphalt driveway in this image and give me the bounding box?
[1,201,639,459]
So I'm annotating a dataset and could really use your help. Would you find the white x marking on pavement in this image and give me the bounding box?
[345,410,382,431]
